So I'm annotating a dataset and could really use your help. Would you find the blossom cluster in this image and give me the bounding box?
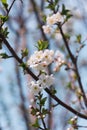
[27,49,54,71]
[42,12,63,34]
[29,73,54,95]
[27,49,65,95]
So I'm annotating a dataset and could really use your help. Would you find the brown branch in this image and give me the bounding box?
[0,34,38,80]
[0,34,87,120]
[7,0,16,16]
[30,0,48,41]
[45,88,87,119]
[14,36,31,130]
[58,25,87,107]
[0,0,16,28]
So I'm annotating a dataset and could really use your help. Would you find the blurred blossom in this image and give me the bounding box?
[67,127,74,130]
[53,50,65,72]
[46,12,63,25]
[42,25,51,34]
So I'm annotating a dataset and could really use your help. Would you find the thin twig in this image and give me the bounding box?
[7,0,16,16]
[0,0,16,28]
[58,25,87,107]
[30,0,48,41]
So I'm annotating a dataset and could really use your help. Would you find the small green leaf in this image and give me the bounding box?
[42,108,48,115]
[0,53,9,59]
[64,33,70,40]
[66,82,72,89]
[1,0,7,3]
[1,0,8,10]
[21,48,28,59]
[61,4,70,15]
[36,40,48,50]
[50,87,57,95]
[32,119,40,128]
[46,3,55,11]
[19,63,27,73]
[0,27,9,38]
[54,0,59,5]
[42,15,46,23]
[31,107,38,116]
[65,14,73,22]
[0,15,8,23]
[40,97,47,106]
[76,34,82,43]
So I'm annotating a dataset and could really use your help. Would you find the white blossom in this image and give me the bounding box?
[29,81,42,95]
[54,50,65,71]
[36,112,40,116]
[27,49,54,71]
[71,116,78,122]
[42,25,51,34]
[28,73,54,95]
[30,99,34,103]
[43,49,54,65]
[42,115,46,118]
[37,115,41,119]
[67,127,74,130]
[29,105,32,109]
[38,73,54,89]
[46,12,63,25]
[46,16,55,25]
[27,51,43,66]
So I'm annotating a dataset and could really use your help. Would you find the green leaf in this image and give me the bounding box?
[31,107,38,116]
[65,14,73,22]
[64,33,70,40]
[1,27,9,37]
[21,48,28,59]
[19,63,27,74]
[1,0,7,3]
[42,108,48,115]
[32,119,40,128]
[40,97,47,106]
[66,82,72,89]
[46,3,55,11]
[1,0,8,10]
[50,87,57,95]
[61,4,72,22]
[42,15,46,23]
[61,4,70,15]
[54,0,59,5]
[36,40,48,50]
[0,53,9,59]
[76,34,82,43]
[0,15,8,23]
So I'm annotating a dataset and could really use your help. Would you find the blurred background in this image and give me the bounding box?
[0,0,87,130]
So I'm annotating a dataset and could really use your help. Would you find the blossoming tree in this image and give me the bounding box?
[0,0,87,130]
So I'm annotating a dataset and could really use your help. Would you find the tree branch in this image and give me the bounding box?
[0,34,87,120]
[30,0,48,41]
[58,25,87,108]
